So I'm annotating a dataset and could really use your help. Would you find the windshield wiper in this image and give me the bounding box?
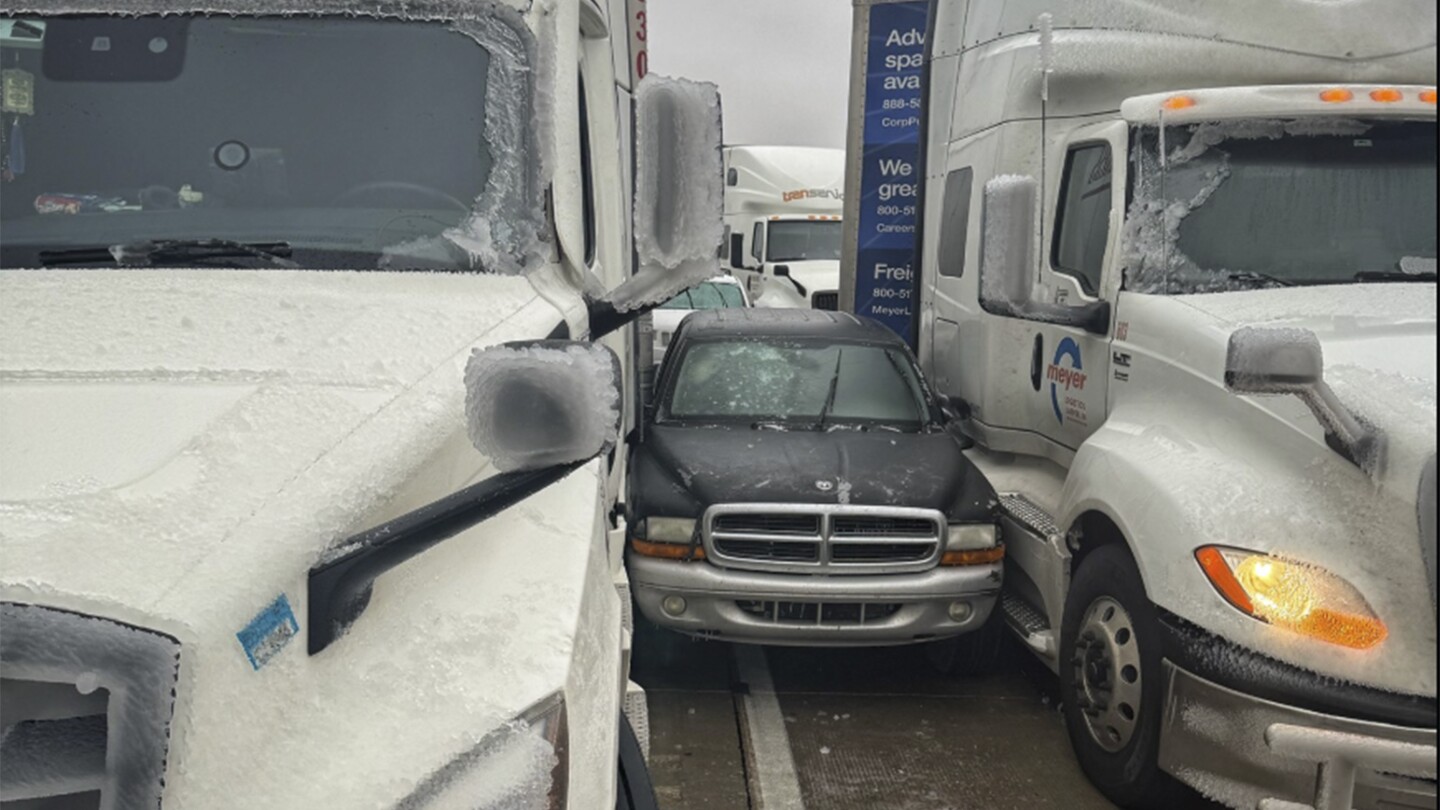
[1227,271,1295,289]
[1356,270,1438,283]
[40,239,297,268]
[815,349,844,431]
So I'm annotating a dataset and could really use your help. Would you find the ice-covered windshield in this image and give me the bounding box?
[766,220,842,263]
[0,15,539,272]
[658,282,747,310]
[662,339,928,428]
[1123,119,1437,293]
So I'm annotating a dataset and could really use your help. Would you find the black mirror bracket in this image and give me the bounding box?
[308,460,589,656]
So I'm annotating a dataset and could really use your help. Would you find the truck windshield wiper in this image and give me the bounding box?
[815,349,844,431]
[39,239,297,268]
[1227,271,1295,289]
[1355,270,1438,283]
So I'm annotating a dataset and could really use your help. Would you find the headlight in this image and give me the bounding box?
[630,517,705,560]
[1196,547,1388,650]
[645,517,697,543]
[412,695,569,810]
[941,523,1005,566]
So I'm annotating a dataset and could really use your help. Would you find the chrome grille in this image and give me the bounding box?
[704,504,944,575]
[0,603,180,810]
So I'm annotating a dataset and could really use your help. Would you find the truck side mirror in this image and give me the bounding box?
[774,264,807,297]
[1225,327,1383,473]
[979,175,1038,311]
[309,341,622,655]
[730,233,746,269]
[977,174,1111,336]
[590,76,724,338]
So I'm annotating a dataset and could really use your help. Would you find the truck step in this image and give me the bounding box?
[1001,591,1055,656]
[999,493,1059,539]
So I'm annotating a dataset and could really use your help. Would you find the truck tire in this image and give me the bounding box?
[1060,544,1185,809]
[925,610,1005,677]
[616,713,659,810]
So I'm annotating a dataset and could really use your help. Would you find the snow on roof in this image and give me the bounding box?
[937,0,1437,140]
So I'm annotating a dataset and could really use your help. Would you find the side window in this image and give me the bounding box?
[578,72,597,267]
[937,167,974,278]
[751,223,765,263]
[1052,143,1113,294]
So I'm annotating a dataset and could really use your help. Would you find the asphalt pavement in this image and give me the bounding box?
[633,619,1222,810]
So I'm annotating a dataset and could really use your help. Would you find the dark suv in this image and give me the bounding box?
[626,309,1003,659]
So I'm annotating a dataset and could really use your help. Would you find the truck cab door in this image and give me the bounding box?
[1023,124,1127,453]
[927,122,1124,463]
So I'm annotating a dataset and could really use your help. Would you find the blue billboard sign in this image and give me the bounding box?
[854,1,928,345]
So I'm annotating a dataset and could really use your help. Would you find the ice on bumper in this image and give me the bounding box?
[465,342,621,472]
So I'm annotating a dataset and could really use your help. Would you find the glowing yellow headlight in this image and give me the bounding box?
[1196,547,1388,650]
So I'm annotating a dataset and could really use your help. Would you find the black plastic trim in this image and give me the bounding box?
[308,462,583,655]
[1159,611,1437,729]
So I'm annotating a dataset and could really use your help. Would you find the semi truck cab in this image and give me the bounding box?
[914,2,1437,808]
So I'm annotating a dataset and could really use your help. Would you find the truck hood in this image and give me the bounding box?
[779,260,841,293]
[1174,284,1437,473]
[0,269,625,808]
[0,270,544,614]
[632,424,996,522]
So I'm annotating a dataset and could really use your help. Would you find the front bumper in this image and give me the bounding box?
[1160,662,1436,810]
[627,554,1000,646]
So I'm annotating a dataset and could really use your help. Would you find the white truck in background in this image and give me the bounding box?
[0,2,724,808]
[913,2,1438,809]
[724,145,846,309]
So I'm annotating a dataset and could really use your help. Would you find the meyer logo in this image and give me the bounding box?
[1047,338,1086,425]
[782,188,844,203]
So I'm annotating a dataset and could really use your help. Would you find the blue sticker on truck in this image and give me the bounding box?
[237,594,299,671]
[853,1,929,346]
[1048,338,1086,425]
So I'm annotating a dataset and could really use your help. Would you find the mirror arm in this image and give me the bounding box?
[308,459,589,656]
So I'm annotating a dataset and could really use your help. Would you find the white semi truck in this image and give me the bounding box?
[913,2,1438,809]
[724,145,846,310]
[0,2,724,808]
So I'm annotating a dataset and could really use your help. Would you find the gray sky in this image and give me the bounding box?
[647,0,854,149]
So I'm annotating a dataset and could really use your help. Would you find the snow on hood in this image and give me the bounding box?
[0,269,538,617]
[1177,284,1437,475]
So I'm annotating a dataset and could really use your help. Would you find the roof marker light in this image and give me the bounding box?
[1161,95,1197,111]
[1422,89,1438,104]
[1370,88,1404,103]
[1320,88,1355,103]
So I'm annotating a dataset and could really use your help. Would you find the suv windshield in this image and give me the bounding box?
[0,15,533,271]
[658,282,747,310]
[662,339,929,428]
[766,220,842,263]
[1125,119,1437,293]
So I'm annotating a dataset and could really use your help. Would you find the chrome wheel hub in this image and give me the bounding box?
[1070,596,1143,753]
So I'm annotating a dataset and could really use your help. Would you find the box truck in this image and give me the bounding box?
[724,145,845,310]
[912,1,1437,808]
[0,2,724,807]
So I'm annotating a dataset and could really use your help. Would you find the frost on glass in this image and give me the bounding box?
[1121,119,1391,294]
[0,603,180,809]
[979,175,1038,310]
[8,0,551,276]
[465,343,621,473]
[609,75,725,314]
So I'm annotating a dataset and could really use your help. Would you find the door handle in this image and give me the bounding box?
[1030,333,1045,392]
